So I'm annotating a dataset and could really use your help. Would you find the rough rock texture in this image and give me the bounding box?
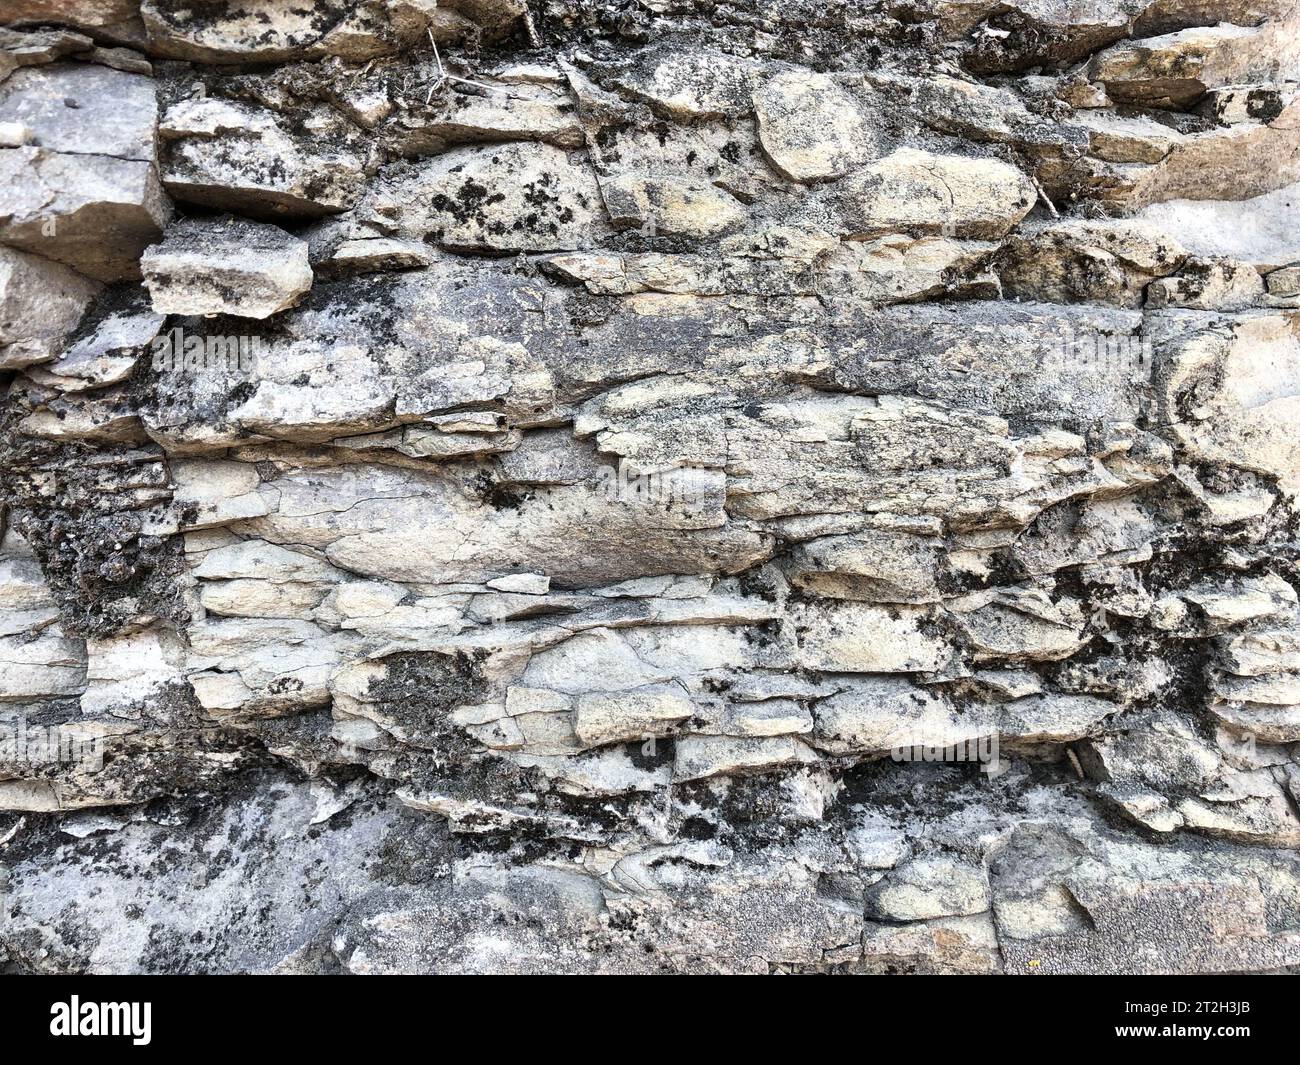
[2,1,1300,976]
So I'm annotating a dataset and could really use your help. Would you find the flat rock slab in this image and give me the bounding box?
[0,245,101,368]
[141,217,312,319]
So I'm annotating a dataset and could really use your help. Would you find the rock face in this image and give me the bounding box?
[2,2,1300,976]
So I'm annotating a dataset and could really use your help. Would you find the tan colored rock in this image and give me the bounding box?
[1267,264,1300,297]
[0,1,145,46]
[1091,23,1300,109]
[831,149,1036,240]
[394,83,584,156]
[795,601,949,673]
[1000,219,1188,306]
[200,579,328,620]
[315,237,431,279]
[819,234,999,304]
[1146,257,1264,310]
[1159,312,1300,496]
[788,529,942,603]
[600,173,746,239]
[0,630,86,699]
[141,0,446,63]
[672,734,817,782]
[573,685,694,747]
[867,857,991,921]
[1071,108,1182,164]
[752,69,876,183]
[1129,97,1300,206]
[949,588,1090,662]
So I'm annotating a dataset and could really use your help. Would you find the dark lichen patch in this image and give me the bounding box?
[365,650,489,733]
[0,423,190,637]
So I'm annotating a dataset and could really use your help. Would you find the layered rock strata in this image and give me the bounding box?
[1,0,1299,974]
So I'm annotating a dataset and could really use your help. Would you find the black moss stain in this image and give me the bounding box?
[365,650,490,734]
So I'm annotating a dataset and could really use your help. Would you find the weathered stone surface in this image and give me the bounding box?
[1146,256,1265,310]
[1138,181,1300,270]
[1091,24,1300,109]
[0,60,168,280]
[1,1,145,46]
[381,142,606,252]
[752,70,876,183]
[1000,219,1188,306]
[141,217,312,319]
[4,0,1300,977]
[601,173,746,239]
[140,0,452,64]
[830,149,1036,240]
[0,245,100,367]
[159,95,365,218]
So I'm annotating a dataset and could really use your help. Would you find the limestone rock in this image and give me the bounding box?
[140,0,448,64]
[0,246,100,368]
[1000,219,1188,306]
[1145,256,1265,309]
[867,857,991,921]
[608,48,755,121]
[385,142,606,253]
[141,217,312,319]
[830,149,1036,240]
[1091,24,1300,109]
[4,0,1300,977]
[0,2,145,46]
[600,173,746,239]
[752,70,876,183]
[0,62,168,280]
[573,685,694,748]
[159,96,365,218]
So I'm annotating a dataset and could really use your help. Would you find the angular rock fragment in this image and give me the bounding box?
[867,857,991,922]
[0,62,169,280]
[141,217,312,319]
[1158,311,1300,495]
[829,149,1036,240]
[1145,256,1264,309]
[1091,23,1300,109]
[608,48,755,121]
[159,96,365,218]
[1,2,145,47]
[600,173,746,239]
[34,286,163,390]
[0,61,155,159]
[573,685,694,748]
[384,142,606,253]
[393,81,584,156]
[0,245,100,368]
[140,0,449,64]
[1000,219,1188,306]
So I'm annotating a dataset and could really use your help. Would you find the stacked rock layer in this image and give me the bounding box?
[1,0,1300,974]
